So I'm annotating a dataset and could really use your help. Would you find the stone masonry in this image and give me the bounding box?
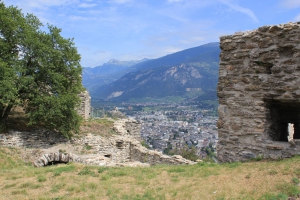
[77,91,91,120]
[217,22,300,162]
[0,118,195,167]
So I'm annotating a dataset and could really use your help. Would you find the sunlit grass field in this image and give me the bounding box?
[1,147,300,200]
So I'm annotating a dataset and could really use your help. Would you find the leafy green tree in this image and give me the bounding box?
[164,144,199,161]
[0,2,83,137]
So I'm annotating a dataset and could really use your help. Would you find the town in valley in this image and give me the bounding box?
[92,101,218,159]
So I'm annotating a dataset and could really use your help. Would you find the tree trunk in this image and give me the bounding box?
[0,104,12,129]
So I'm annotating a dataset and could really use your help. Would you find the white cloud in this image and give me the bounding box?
[69,15,96,20]
[295,13,300,21]
[281,0,300,8]
[77,46,113,67]
[110,0,133,4]
[78,3,97,8]
[167,0,183,2]
[159,12,189,23]
[162,47,182,54]
[24,0,77,8]
[180,36,204,45]
[219,0,259,23]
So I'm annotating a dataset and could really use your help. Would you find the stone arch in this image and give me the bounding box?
[33,152,72,167]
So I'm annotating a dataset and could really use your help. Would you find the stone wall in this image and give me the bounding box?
[113,118,141,141]
[130,143,196,165]
[0,129,68,148]
[77,91,91,120]
[217,22,300,162]
[0,118,195,167]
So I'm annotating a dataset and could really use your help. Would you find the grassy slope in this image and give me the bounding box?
[1,147,300,200]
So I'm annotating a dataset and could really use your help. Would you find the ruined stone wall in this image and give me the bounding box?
[72,134,131,163]
[77,91,91,120]
[0,129,68,148]
[217,22,300,162]
[0,118,194,167]
[130,144,195,165]
[112,118,141,141]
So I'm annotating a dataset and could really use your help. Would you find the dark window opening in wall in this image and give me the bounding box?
[266,100,300,141]
[48,161,68,166]
[104,154,111,158]
[116,141,124,149]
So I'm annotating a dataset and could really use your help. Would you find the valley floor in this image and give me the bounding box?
[1,147,300,200]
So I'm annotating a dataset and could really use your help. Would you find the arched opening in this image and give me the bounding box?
[34,152,71,167]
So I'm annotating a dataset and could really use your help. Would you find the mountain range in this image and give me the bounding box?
[82,58,148,91]
[83,42,220,103]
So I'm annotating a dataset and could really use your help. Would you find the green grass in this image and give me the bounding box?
[78,167,97,176]
[37,175,47,182]
[2,147,300,199]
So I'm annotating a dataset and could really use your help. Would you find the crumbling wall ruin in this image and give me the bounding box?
[77,91,91,120]
[217,22,300,162]
[0,118,195,167]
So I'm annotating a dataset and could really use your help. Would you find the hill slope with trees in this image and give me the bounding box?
[90,42,220,102]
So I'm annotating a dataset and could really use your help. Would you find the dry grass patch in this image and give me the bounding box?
[79,118,116,137]
[1,147,300,199]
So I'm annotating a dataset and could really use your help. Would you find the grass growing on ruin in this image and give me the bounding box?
[1,147,300,199]
[79,118,116,137]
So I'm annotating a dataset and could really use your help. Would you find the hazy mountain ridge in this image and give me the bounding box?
[88,42,220,102]
[82,58,149,90]
[125,42,219,73]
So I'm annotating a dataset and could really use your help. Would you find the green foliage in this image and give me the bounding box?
[203,142,216,159]
[163,141,173,155]
[252,154,264,161]
[165,146,199,162]
[0,2,83,137]
[141,140,150,149]
[84,144,92,150]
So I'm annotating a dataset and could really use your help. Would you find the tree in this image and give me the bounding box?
[0,2,83,137]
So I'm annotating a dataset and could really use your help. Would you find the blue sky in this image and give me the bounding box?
[3,0,300,67]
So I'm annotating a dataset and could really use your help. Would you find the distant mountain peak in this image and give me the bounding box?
[84,42,220,103]
[104,58,149,66]
[107,59,119,64]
